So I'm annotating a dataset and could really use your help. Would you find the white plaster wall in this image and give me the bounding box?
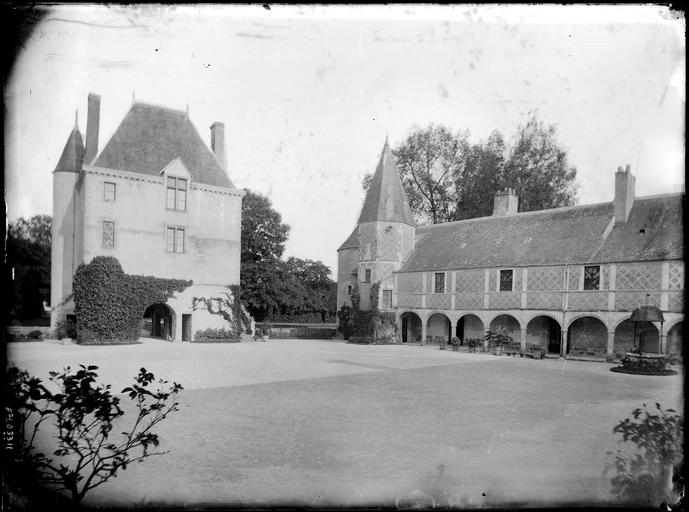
[81,169,242,286]
[337,247,358,311]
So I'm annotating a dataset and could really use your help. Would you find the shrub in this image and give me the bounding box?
[192,328,241,343]
[6,365,182,506]
[73,257,191,344]
[450,337,461,347]
[28,330,43,340]
[465,338,481,352]
[605,403,684,507]
[337,305,353,339]
[55,317,77,340]
[483,329,513,348]
[348,335,374,345]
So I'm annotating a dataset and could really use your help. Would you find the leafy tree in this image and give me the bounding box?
[393,125,466,224]
[455,130,506,220]
[5,365,182,507]
[241,190,289,263]
[502,111,577,212]
[362,114,578,224]
[6,215,52,321]
[241,260,306,321]
[239,190,335,323]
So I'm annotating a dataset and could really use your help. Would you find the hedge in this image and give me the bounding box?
[262,326,336,339]
[191,328,241,343]
[73,256,191,344]
[341,282,398,343]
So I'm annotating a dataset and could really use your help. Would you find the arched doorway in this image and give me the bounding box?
[489,314,520,342]
[568,316,607,357]
[666,322,683,358]
[614,318,659,359]
[400,312,423,344]
[527,316,562,354]
[456,314,484,344]
[142,303,175,341]
[426,313,452,344]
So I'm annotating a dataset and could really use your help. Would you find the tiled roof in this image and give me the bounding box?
[357,139,415,225]
[594,194,683,263]
[54,126,85,173]
[399,194,683,273]
[93,102,233,188]
[338,227,359,251]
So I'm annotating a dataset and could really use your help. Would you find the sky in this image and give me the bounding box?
[5,4,685,276]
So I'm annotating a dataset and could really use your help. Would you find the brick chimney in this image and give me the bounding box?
[210,122,227,171]
[84,93,101,165]
[614,164,635,225]
[493,188,519,216]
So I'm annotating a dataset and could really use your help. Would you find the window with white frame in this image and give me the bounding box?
[167,227,185,253]
[166,177,187,211]
[583,265,601,290]
[102,221,115,248]
[434,272,445,293]
[104,182,116,201]
[499,269,513,291]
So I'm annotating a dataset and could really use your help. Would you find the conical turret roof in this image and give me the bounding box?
[54,122,85,173]
[357,138,414,225]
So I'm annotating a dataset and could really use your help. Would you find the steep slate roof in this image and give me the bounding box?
[357,139,415,226]
[399,194,683,273]
[54,124,85,173]
[93,102,233,188]
[337,227,359,251]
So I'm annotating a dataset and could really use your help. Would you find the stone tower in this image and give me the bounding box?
[50,115,85,327]
[337,138,416,313]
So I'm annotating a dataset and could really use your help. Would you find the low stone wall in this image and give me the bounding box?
[5,326,54,341]
[256,324,336,339]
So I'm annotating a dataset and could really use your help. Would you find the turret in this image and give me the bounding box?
[348,138,416,311]
[50,113,84,327]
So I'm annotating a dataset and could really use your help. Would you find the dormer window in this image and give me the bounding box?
[167,177,187,211]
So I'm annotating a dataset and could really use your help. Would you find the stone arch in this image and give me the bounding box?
[456,314,484,343]
[526,315,562,353]
[566,316,607,357]
[666,321,683,357]
[142,303,176,341]
[399,311,423,344]
[489,314,521,341]
[426,312,452,344]
[613,318,660,359]
[566,312,609,331]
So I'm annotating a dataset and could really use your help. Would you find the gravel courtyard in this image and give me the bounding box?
[8,338,683,508]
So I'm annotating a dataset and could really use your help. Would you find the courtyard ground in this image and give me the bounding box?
[7,338,684,508]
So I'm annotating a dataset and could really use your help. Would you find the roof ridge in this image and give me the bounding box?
[632,191,685,201]
[416,192,685,232]
[417,200,615,231]
[132,100,187,116]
